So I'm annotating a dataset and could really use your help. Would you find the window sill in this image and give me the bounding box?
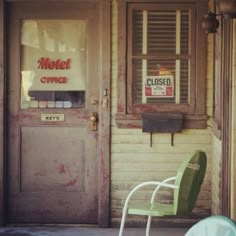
[115,113,208,129]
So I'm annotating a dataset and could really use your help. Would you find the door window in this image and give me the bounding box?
[21,20,86,109]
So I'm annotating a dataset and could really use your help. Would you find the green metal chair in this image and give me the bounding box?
[185,215,236,236]
[118,150,207,236]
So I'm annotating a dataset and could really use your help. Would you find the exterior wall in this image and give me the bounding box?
[111,0,212,226]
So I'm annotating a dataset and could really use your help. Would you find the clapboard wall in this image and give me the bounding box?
[110,0,216,226]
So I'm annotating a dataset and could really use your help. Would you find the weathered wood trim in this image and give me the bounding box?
[117,0,127,114]
[195,0,207,115]
[118,0,202,2]
[115,113,208,129]
[98,0,111,227]
[0,0,5,226]
[212,2,222,138]
[221,19,233,217]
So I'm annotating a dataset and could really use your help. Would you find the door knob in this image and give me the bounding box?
[90,112,98,131]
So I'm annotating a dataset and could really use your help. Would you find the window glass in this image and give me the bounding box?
[130,8,191,105]
[21,20,86,109]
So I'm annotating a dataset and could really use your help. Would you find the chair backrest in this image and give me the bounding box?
[185,215,236,236]
[173,150,207,214]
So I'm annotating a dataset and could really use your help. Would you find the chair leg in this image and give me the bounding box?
[146,216,152,236]
[118,209,128,236]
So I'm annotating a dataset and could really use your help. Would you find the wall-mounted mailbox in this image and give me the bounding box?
[142,112,183,146]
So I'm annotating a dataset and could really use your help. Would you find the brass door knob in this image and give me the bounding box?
[91,114,97,122]
[90,112,98,131]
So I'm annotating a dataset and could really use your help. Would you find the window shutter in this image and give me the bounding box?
[132,8,190,105]
[147,11,176,54]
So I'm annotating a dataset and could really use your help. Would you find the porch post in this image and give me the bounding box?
[221,19,233,217]
[98,0,111,227]
[0,0,5,226]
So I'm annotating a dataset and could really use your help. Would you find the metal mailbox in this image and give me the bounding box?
[142,112,183,146]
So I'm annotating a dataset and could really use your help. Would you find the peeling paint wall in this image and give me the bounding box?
[111,0,213,226]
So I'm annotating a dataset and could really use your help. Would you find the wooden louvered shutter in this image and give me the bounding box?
[128,4,195,109]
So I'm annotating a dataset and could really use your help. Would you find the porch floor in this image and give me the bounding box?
[0,226,188,236]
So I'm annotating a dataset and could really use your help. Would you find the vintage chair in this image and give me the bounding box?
[185,215,236,236]
[118,150,207,236]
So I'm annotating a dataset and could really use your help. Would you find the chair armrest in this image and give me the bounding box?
[122,179,178,214]
[150,177,177,203]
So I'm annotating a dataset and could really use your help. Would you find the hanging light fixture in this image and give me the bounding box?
[201,12,220,34]
[201,0,236,34]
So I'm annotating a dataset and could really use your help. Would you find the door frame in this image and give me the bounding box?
[0,0,111,227]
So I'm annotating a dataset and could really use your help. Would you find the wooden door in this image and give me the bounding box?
[7,1,103,224]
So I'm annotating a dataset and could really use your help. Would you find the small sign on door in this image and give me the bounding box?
[145,75,174,98]
[41,113,65,122]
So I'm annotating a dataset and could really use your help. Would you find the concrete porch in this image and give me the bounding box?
[0,226,188,236]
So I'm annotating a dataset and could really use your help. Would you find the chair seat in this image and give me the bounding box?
[128,202,175,216]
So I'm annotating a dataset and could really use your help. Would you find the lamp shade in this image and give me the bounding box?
[201,12,220,33]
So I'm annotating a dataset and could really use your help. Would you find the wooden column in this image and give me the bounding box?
[98,0,111,227]
[221,19,233,217]
[0,0,5,226]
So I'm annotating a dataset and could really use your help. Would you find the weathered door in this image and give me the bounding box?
[7,1,103,224]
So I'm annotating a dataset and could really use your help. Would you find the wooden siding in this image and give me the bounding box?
[111,128,212,225]
[111,0,212,226]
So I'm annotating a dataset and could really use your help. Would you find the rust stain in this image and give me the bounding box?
[58,163,66,173]
[55,161,72,176]
[64,178,77,187]
[125,123,140,128]
[22,114,34,120]
[117,104,124,112]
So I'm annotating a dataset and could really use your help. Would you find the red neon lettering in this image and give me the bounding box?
[40,77,47,83]
[38,57,71,70]
[65,59,71,69]
[38,58,49,69]
[48,61,55,69]
[56,59,61,69]
[40,77,68,83]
